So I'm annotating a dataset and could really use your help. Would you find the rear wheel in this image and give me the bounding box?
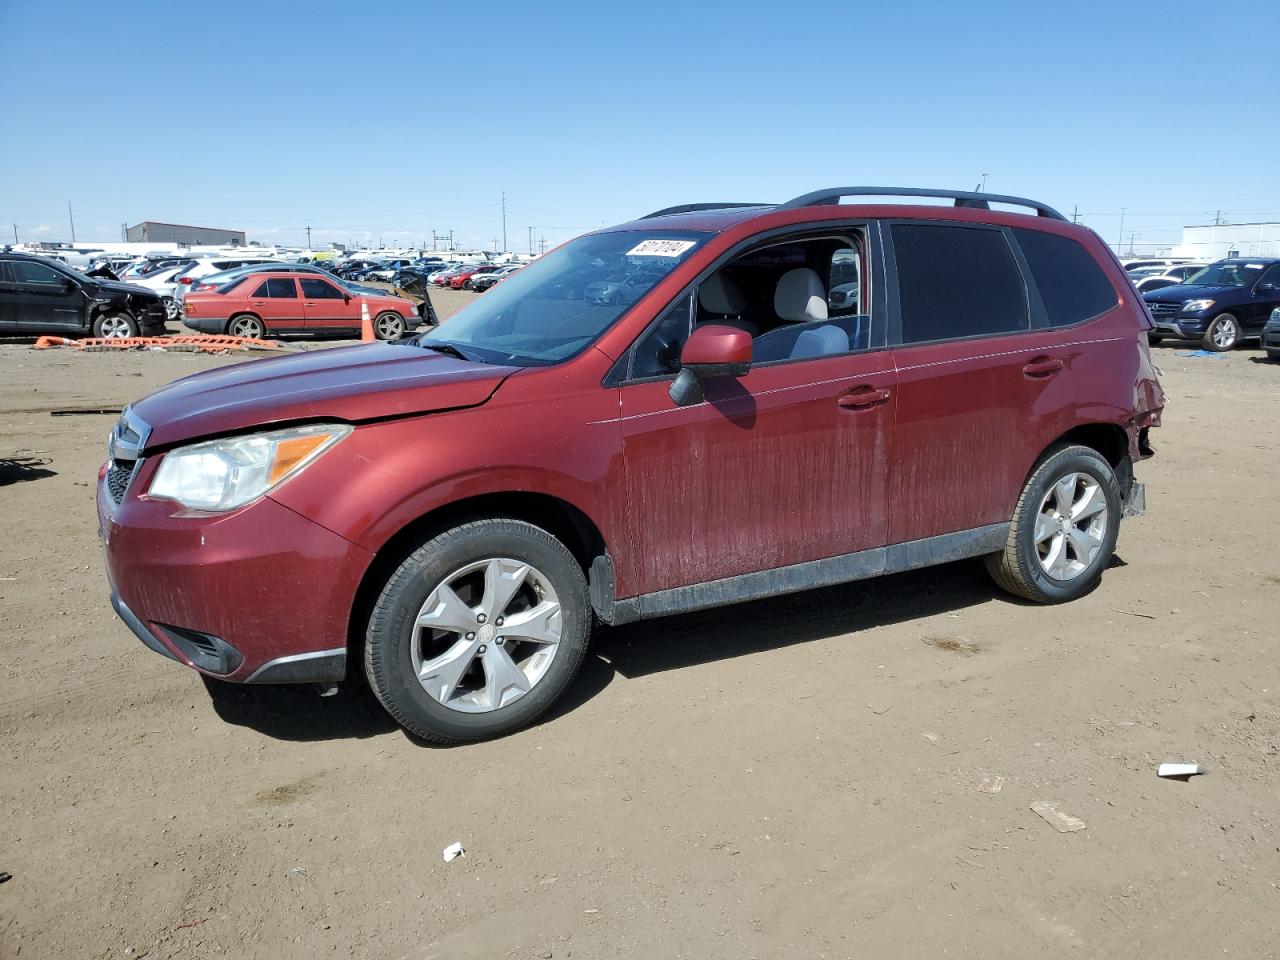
[373,311,406,340]
[227,314,264,339]
[1201,313,1239,351]
[161,297,179,321]
[93,312,138,339]
[364,519,591,743]
[985,444,1121,604]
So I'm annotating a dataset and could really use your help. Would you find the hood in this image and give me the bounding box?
[132,342,519,448]
[1143,282,1238,303]
[91,278,157,298]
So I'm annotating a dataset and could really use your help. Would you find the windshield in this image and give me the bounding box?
[1185,261,1265,287]
[419,230,708,365]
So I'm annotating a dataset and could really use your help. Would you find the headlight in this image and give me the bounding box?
[148,423,351,512]
[1182,299,1215,312]
[1271,307,1280,322]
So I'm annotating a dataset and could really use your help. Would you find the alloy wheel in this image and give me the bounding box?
[1211,316,1237,350]
[375,314,404,340]
[1034,472,1109,581]
[98,315,132,339]
[162,297,179,320]
[230,317,263,338]
[412,558,562,713]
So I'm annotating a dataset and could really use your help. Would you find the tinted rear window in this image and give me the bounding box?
[1014,228,1117,327]
[891,223,1029,343]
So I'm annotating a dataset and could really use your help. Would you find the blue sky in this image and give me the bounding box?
[1,0,1276,253]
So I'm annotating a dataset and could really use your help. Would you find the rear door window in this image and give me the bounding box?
[1013,228,1117,327]
[264,277,297,298]
[891,223,1029,343]
[300,278,344,299]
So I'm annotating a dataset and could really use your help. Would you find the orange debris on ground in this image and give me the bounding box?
[33,335,282,353]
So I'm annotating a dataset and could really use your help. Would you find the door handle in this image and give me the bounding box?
[838,386,891,410]
[1022,356,1064,379]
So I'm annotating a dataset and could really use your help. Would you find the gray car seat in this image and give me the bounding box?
[752,267,851,362]
[697,273,760,337]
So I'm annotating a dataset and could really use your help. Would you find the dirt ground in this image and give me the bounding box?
[2,312,1278,959]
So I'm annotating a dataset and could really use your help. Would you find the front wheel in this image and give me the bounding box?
[364,519,591,743]
[93,312,139,339]
[161,297,179,321]
[227,314,265,339]
[1266,349,1280,361]
[1201,313,1239,351]
[985,444,1121,604]
[373,311,406,340]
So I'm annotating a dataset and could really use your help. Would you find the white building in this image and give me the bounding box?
[1172,222,1280,260]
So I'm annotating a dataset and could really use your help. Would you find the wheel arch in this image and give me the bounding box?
[345,490,613,669]
[1026,422,1135,502]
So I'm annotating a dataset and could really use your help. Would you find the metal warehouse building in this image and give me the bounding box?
[1172,222,1280,261]
[125,221,247,246]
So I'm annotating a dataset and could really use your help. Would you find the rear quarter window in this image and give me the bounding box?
[1013,228,1118,327]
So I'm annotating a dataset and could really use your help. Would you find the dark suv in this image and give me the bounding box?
[98,187,1164,743]
[0,251,168,338]
[1143,258,1280,350]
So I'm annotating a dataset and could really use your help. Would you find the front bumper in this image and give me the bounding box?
[99,468,372,684]
[1262,325,1280,351]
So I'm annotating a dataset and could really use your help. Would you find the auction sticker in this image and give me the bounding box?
[627,239,697,257]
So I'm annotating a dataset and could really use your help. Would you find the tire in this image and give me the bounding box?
[1266,349,1280,361]
[984,444,1121,604]
[1201,313,1239,351]
[373,311,406,341]
[364,519,591,743]
[227,314,265,339]
[161,297,179,321]
[92,312,139,339]
[1146,333,1164,345]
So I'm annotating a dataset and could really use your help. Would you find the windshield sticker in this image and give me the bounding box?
[626,239,697,258]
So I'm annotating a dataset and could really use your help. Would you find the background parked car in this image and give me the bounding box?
[1144,258,1280,350]
[469,264,522,292]
[1262,307,1280,360]
[0,251,168,338]
[1132,262,1209,293]
[180,269,421,340]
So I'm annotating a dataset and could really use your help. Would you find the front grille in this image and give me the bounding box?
[105,409,150,506]
[1148,302,1182,319]
[106,460,135,504]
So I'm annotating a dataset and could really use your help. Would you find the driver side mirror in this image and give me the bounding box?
[1257,283,1276,294]
[669,324,752,407]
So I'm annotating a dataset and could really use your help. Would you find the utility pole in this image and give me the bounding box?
[1214,209,1223,226]
[501,191,508,253]
[1118,207,1126,250]
[1127,232,1137,256]
[539,235,547,256]
[492,237,499,253]
[120,222,127,241]
[67,201,76,243]
[527,226,534,256]
[1072,204,1080,224]
[448,229,454,251]
[977,173,989,192]
[306,225,312,250]
[12,223,17,244]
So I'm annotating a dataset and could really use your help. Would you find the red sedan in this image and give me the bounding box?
[180,271,420,340]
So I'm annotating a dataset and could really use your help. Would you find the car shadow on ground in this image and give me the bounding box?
[0,456,56,485]
[202,555,1117,745]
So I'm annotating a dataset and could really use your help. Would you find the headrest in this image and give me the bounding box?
[774,268,829,323]
[698,273,746,315]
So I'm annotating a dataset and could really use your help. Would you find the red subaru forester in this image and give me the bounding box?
[99,187,1164,743]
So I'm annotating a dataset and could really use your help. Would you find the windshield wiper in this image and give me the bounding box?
[417,340,483,363]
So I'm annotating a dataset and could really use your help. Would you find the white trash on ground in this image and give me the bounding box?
[1157,763,1206,779]
[442,842,465,862]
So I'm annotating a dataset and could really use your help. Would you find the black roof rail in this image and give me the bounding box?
[776,186,1068,222]
[641,202,769,220]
